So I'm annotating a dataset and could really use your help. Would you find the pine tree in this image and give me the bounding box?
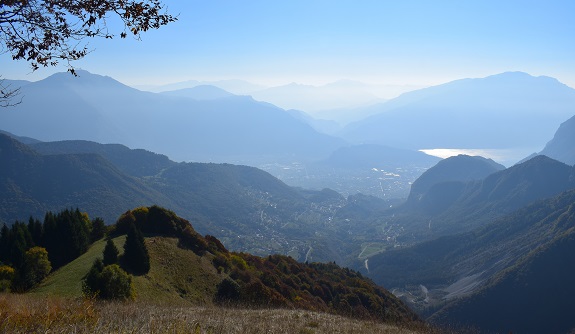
[90,217,106,242]
[27,217,43,246]
[103,239,119,266]
[122,224,150,274]
[43,209,91,268]
[0,224,10,264]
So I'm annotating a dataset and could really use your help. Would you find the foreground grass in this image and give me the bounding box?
[0,293,429,333]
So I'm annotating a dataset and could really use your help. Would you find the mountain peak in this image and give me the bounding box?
[408,154,505,200]
[40,70,131,90]
[341,72,575,151]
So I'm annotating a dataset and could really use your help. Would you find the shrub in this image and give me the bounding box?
[99,265,134,300]
[82,260,134,300]
[22,247,52,289]
[230,254,248,270]
[215,278,241,303]
[0,265,15,292]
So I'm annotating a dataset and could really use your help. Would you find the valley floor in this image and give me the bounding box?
[0,293,429,334]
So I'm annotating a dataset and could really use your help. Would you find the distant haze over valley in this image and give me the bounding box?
[2,70,573,170]
[138,78,423,120]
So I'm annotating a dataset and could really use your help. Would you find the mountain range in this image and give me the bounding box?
[0,71,345,164]
[340,72,575,155]
[249,80,386,112]
[357,150,575,332]
[160,85,235,100]
[392,154,575,240]
[146,79,413,114]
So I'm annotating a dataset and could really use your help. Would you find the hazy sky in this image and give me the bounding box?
[2,0,575,88]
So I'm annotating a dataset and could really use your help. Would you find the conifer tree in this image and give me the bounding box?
[103,239,119,266]
[90,217,107,242]
[27,217,43,246]
[122,224,150,274]
[0,224,10,265]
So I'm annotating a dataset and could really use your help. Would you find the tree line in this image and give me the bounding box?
[0,208,104,291]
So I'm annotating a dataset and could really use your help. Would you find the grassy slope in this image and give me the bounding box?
[34,236,221,305]
[132,236,220,305]
[33,236,125,297]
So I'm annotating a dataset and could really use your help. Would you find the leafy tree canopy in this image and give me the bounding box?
[0,0,176,105]
[22,246,51,289]
[82,259,134,300]
[0,0,176,72]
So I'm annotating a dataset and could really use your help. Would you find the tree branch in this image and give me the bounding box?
[0,78,23,108]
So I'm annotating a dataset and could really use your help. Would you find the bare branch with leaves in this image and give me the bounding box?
[0,77,22,107]
[0,0,176,106]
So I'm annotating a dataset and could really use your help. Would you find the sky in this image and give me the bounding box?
[2,0,575,89]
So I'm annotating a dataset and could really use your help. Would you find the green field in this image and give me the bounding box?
[358,243,386,259]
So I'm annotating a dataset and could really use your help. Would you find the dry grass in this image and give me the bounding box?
[0,293,431,333]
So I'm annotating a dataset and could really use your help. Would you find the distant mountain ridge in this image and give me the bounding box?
[0,133,171,224]
[390,154,575,241]
[249,80,386,112]
[340,72,575,152]
[144,79,265,95]
[540,113,575,165]
[30,140,176,178]
[0,70,346,163]
[160,85,235,100]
